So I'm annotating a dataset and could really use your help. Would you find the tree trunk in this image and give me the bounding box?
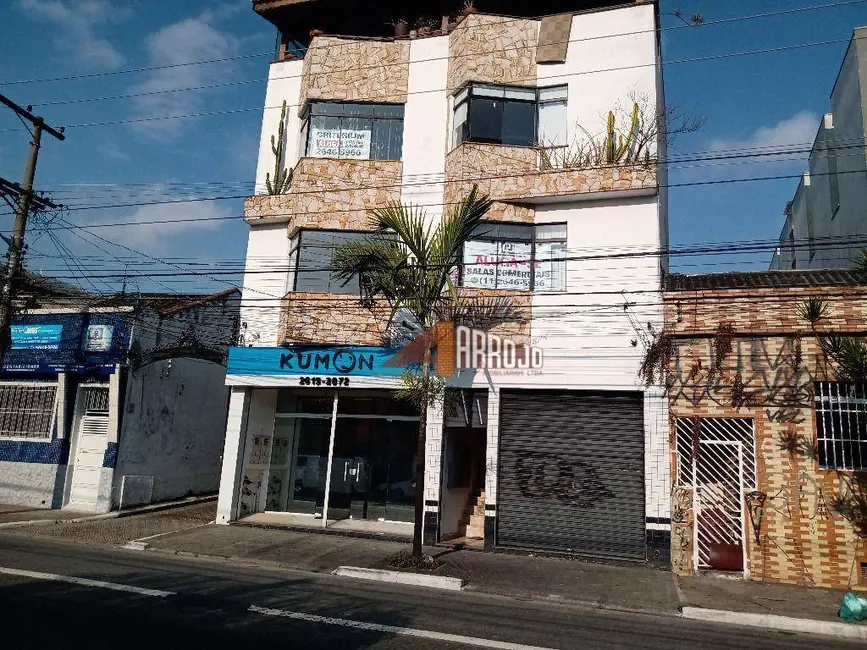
[411,347,432,557]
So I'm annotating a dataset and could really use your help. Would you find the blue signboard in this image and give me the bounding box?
[227,346,406,377]
[10,324,63,350]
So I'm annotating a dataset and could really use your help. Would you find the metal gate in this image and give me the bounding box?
[497,391,646,560]
[675,418,755,571]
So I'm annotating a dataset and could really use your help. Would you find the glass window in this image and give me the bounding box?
[461,222,567,292]
[452,84,567,149]
[304,102,404,161]
[294,230,370,294]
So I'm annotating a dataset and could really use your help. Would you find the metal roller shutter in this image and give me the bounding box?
[497,390,646,561]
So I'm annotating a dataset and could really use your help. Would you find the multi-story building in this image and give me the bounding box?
[217,0,671,564]
[771,27,867,271]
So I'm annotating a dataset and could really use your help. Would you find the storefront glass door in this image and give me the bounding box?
[265,389,419,525]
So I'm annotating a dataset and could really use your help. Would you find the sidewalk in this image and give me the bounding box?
[141,523,866,639]
[0,504,90,525]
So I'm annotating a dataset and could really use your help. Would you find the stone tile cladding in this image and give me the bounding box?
[278,292,392,347]
[448,14,538,90]
[444,143,657,223]
[301,37,409,107]
[278,289,532,348]
[244,159,403,234]
[665,284,867,589]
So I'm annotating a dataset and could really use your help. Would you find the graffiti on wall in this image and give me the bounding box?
[670,337,828,409]
[670,486,693,575]
[514,455,614,508]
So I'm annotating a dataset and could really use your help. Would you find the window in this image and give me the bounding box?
[302,102,404,161]
[461,223,567,292]
[0,382,57,439]
[293,230,370,294]
[452,84,568,149]
[815,382,867,470]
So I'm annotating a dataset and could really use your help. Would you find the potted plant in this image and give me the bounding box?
[390,18,410,37]
[460,0,478,17]
[415,17,434,37]
[309,28,325,39]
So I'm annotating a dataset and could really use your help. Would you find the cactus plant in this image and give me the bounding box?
[602,102,641,164]
[265,100,293,195]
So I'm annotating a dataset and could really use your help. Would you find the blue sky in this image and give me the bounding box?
[1,0,867,294]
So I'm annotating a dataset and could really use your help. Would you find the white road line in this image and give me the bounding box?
[249,604,558,650]
[0,567,174,598]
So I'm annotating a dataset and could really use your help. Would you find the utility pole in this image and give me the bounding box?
[0,93,65,368]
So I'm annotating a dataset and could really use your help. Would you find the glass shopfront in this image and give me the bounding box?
[263,389,420,524]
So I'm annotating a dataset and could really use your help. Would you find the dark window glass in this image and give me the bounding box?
[502,100,536,146]
[295,231,370,294]
[304,102,404,161]
[468,98,504,144]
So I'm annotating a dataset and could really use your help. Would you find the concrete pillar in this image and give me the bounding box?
[422,399,444,545]
[216,387,251,524]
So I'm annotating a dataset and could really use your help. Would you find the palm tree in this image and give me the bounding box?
[332,185,493,557]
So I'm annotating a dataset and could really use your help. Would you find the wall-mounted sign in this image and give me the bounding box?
[308,127,371,159]
[10,324,63,350]
[227,346,405,378]
[83,324,114,352]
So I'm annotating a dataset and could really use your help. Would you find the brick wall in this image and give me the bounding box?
[664,283,867,589]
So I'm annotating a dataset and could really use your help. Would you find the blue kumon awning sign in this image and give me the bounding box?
[227,346,406,377]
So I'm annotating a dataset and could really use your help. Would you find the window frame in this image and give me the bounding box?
[459,222,567,292]
[291,229,373,295]
[814,381,867,471]
[452,83,568,149]
[0,381,59,442]
[301,101,405,162]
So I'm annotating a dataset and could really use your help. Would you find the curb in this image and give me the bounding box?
[0,494,217,530]
[681,606,867,640]
[333,566,464,591]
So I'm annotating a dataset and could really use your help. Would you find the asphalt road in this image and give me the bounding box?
[0,533,858,649]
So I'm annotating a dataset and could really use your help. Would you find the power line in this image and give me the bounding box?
[6,0,865,89]
[4,31,867,133]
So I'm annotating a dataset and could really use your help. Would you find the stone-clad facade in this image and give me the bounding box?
[278,292,392,347]
[444,142,657,223]
[448,14,539,91]
[245,158,403,234]
[664,273,867,589]
[301,37,410,108]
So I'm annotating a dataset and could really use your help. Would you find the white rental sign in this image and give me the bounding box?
[309,127,371,159]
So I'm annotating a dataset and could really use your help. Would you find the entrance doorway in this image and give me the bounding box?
[254,390,420,530]
[68,386,110,511]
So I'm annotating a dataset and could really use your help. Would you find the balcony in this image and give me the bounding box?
[278,292,391,347]
[444,142,658,213]
[244,158,403,234]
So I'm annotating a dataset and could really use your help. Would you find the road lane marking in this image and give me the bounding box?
[249,604,558,650]
[0,566,174,598]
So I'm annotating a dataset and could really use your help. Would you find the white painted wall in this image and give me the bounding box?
[239,223,292,348]
[402,37,450,227]
[537,4,659,155]
[217,387,251,524]
[255,60,305,194]
[113,358,230,507]
[0,462,65,508]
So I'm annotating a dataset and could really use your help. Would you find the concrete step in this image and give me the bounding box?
[465,525,484,539]
[469,513,485,529]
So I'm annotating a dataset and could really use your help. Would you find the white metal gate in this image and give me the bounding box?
[68,386,110,510]
[676,418,755,571]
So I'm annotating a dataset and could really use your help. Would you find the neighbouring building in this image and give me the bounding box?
[664,269,867,590]
[217,0,672,564]
[771,27,867,271]
[0,282,241,513]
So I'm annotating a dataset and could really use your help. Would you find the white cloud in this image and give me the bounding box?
[83,199,230,255]
[707,111,820,162]
[18,0,129,70]
[129,10,241,137]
